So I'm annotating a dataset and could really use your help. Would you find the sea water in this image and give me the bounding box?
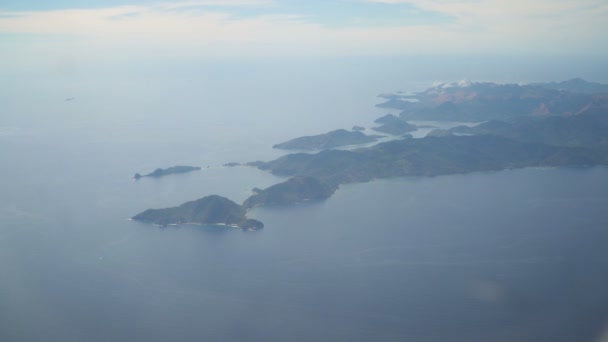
[2,62,608,341]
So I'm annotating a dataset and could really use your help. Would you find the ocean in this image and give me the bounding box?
[2,61,608,341]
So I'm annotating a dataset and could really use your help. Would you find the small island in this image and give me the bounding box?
[131,177,337,231]
[134,165,201,179]
[272,129,379,150]
[132,195,264,230]
[243,176,337,208]
[371,114,417,135]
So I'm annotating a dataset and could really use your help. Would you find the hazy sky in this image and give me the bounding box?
[1,0,607,67]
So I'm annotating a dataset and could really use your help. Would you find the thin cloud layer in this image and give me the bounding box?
[0,0,606,63]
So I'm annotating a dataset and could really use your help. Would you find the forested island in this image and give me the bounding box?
[131,177,337,228]
[132,195,264,230]
[243,176,337,208]
[133,79,608,230]
[371,114,417,135]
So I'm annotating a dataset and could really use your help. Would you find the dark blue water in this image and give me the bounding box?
[2,68,608,341]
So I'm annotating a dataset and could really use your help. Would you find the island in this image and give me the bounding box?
[272,129,379,150]
[132,79,608,231]
[243,176,337,208]
[134,165,201,179]
[371,114,417,135]
[132,177,339,231]
[132,195,264,230]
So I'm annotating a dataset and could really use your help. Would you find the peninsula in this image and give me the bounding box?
[134,165,201,179]
[372,114,417,135]
[249,134,607,186]
[273,129,379,150]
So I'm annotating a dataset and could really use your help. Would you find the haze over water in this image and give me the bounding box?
[2,60,608,341]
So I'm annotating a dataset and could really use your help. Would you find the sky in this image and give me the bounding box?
[1,0,607,68]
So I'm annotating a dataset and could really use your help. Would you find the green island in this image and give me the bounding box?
[133,79,608,230]
[134,165,201,179]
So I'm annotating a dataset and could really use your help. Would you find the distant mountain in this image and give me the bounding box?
[372,114,417,135]
[531,78,608,94]
[134,165,201,179]
[450,107,608,148]
[132,195,263,230]
[273,129,379,150]
[376,80,608,122]
[243,176,337,208]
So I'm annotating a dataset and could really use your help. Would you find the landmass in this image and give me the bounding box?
[248,135,606,186]
[134,165,201,179]
[272,129,379,150]
[243,176,337,208]
[371,114,417,135]
[133,78,608,230]
[132,195,264,230]
[352,126,365,131]
[449,106,608,149]
[376,79,608,122]
[531,78,608,94]
[131,177,336,229]
[246,79,608,193]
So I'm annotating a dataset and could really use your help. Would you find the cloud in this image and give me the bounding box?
[367,0,608,29]
[0,0,606,64]
[366,0,608,52]
[156,0,273,10]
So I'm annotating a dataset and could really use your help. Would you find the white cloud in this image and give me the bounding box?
[0,0,606,64]
[156,0,273,10]
[367,0,608,53]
